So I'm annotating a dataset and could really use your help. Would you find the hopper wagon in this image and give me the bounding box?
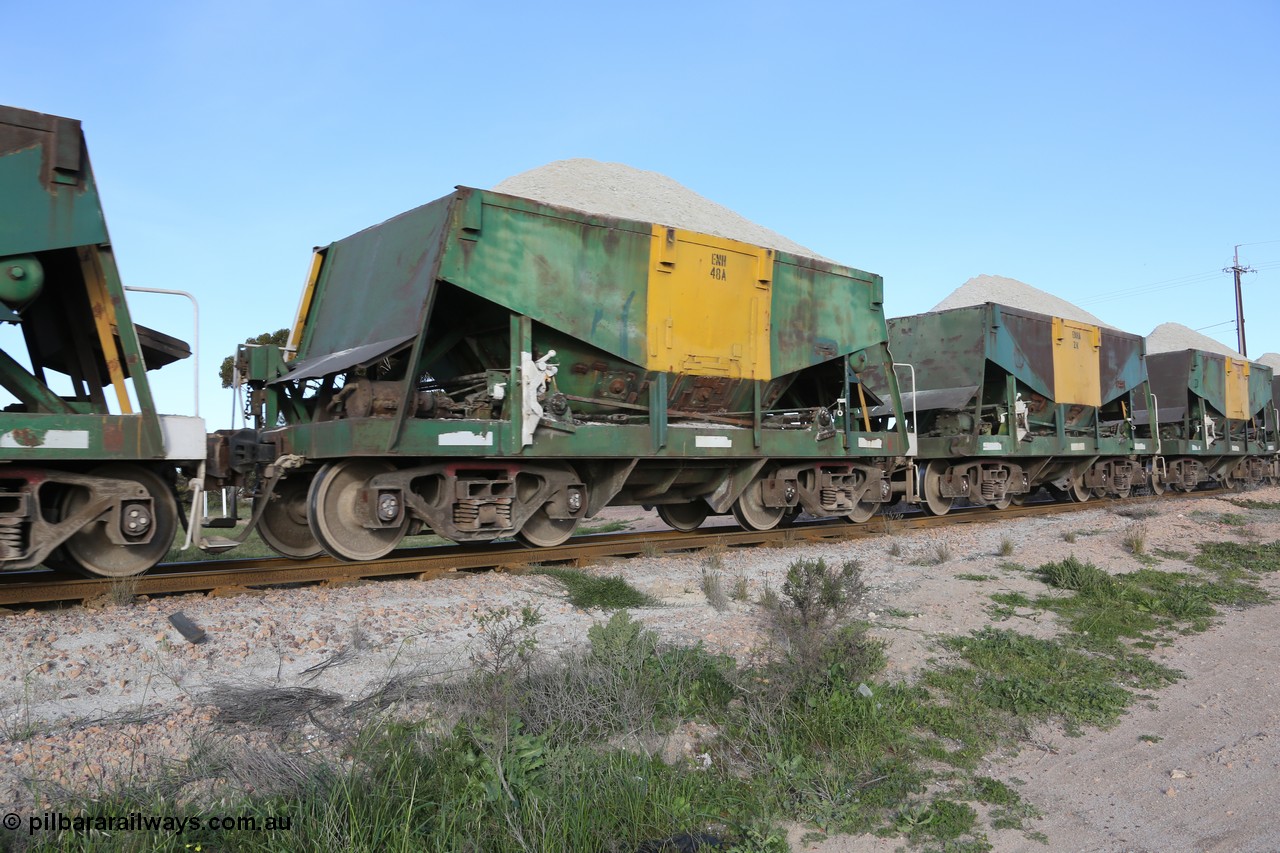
[867,303,1152,513]
[1136,350,1279,490]
[0,106,204,576]
[222,189,910,560]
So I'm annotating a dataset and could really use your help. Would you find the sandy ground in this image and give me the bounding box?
[2,489,1279,851]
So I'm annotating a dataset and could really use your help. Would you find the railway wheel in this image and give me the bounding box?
[309,459,409,562]
[844,499,879,523]
[920,461,954,516]
[516,508,579,547]
[1148,471,1166,495]
[657,501,709,533]
[1068,478,1091,503]
[256,475,323,560]
[61,464,178,578]
[732,481,785,531]
[989,493,1013,511]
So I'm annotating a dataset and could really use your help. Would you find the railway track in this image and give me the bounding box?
[0,490,1223,608]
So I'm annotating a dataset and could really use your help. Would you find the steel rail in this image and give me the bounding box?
[0,490,1219,608]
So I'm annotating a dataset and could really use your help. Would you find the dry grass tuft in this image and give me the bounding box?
[206,684,344,730]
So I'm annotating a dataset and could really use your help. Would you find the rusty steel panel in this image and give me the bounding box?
[1147,349,1230,420]
[0,106,108,256]
[1251,362,1275,419]
[436,189,653,366]
[989,307,1055,401]
[1098,327,1146,406]
[1145,350,1194,423]
[885,308,987,405]
[299,194,455,360]
[888,305,1069,406]
[770,255,886,378]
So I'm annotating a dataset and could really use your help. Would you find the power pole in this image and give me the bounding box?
[1226,245,1255,356]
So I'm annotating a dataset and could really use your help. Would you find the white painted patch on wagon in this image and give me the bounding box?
[857,437,883,449]
[1,429,90,449]
[695,435,732,448]
[438,431,494,446]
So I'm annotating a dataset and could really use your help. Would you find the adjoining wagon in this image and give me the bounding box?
[0,106,204,576]
[1136,350,1279,490]
[867,303,1153,513]
[223,188,910,559]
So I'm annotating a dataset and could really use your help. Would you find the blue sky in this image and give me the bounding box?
[7,0,1278,422]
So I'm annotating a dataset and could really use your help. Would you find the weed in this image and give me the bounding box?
[1194,540,1280,575]
[1113,506,1158,520]
[1192,509,1252,528]
[1230,498,1280,511]
[1153,548,1190,561]
[880,509,905,537]
[762,558,884,693]
[934,542,953,564]
[1062,531,1077,543]
[701,543,726,573]
[956,573,994,582]
[730,573,750,602]
[887,541,903,557]
[998,537,1015,557]
[578,519,629,535]
[641,541,663,558]
[0,667,41,741]
[1122,526,1147,556]
[962,776,1021,807]
[891,798,978,844]
[778,557,865,630]
[1139,734,1163,743]
[927,627,1176,735]
[108,575,140,607]
[990,591,1032,608]
[471,605,544,679]
[1032,553,1272,646]
[535,567,660,610]
[701,570,730,612]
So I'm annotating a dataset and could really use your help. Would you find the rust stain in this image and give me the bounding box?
[9,428,42,447]
[102,419,124,453]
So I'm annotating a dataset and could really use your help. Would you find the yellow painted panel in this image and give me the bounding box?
[1225,358,1250,420]
[1051,317,1101,407]
[287,250,325,362]
[79,247,133,414]
[646,225,774,379]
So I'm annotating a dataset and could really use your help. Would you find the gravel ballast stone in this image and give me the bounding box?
[493,159,830,261]
[929,274,1114,327]
[1145,322,1244,357]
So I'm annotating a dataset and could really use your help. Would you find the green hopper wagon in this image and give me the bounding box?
[1137,349,1279,490]
[225,188,909,559]
[871,303,1151,513]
